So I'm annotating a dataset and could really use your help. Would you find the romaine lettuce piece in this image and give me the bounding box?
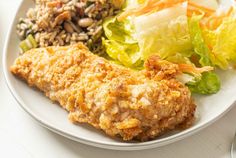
[133,3,193,60]
[102,39,140,67]
[209,18,236,69]
[188,15,212,66]
[187,72,220,94]
[103,17,136,44]
[103,17,141,67]
[188,15,221,94]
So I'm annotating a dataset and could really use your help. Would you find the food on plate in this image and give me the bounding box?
[12,0,236,141]
[11,43,196,141]
[16,0,236,95]
[16,0,122,54]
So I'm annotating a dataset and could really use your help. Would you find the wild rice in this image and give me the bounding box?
[16,0,121,54]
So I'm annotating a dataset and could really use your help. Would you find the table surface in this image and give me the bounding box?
[1,1,236,158]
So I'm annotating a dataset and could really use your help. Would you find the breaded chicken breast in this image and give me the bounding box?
[10,43,196,141]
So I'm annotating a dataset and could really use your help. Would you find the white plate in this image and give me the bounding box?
[3,0,236,150]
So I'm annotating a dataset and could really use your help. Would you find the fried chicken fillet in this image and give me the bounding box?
[10,43,196,141]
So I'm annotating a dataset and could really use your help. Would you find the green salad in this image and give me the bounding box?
[102,0,236,95]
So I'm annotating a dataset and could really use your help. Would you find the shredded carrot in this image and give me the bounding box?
[118,0,187,21]
[188,4,234,30]
[118,0,218,21]
[202,6,234,30]
[187,5,204,17]
[178,64,214,77]
[117,0,234,30]
[187,1,216,18]
[227,6,234,16]
[188,1,215,14]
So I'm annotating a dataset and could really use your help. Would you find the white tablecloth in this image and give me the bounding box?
[0,1,236,158]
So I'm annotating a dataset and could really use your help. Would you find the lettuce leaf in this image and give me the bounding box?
[103,17,141,67]
[208,18,236,69]
[189,15,212,66]
[103,17,136,44]
[187,72,221,94]
[133,3,193,60]
[188,15,221,94]
[102,39,140,67]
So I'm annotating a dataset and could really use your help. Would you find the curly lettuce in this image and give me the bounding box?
[187,15,220,94]
[133,3,193,60]
[205,18,236,69]
[103,17,141,67]
[187,72,221,94]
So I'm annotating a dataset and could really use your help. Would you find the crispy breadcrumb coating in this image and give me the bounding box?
[10,43,196,141]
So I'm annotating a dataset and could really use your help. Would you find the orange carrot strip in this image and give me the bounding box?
[187,5,205,17]
[226,6,234,16]
[203,6,234,30]
[188,1,215,13]
[178,64,214,77]
[118,0,187,21]
[187,1,215,17]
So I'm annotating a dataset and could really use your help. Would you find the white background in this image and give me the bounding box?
[1,1,236,157]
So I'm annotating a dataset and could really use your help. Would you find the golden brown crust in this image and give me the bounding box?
[11,43,196,141]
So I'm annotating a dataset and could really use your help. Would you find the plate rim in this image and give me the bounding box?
[2,0,236,150]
